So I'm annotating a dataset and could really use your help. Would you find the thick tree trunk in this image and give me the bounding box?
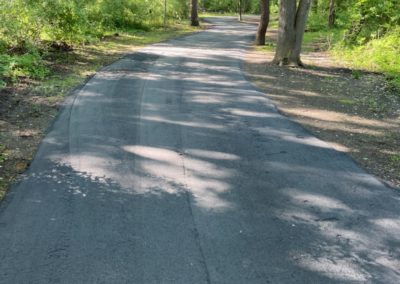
[273,0,296,65]
[256,0,270,45]
[291,0,312,65]
[328,0,336,28]
[191,0,199,26]
[273,0,312,66]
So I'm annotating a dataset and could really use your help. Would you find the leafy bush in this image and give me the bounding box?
[0,0,189,86]
[345,0,400,44]
[308,8,330,32]
[0,1,42,51]
[335,27,400,88]
[37,0,91,44]
[202,0,238,12]
[201,0,276,14]
[306,0,400,88]
[0,51,49,83]
[0,0,189,48]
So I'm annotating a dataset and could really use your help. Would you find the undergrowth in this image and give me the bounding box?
[306,7,400,91]
[333,28,400,89]
[0,0,190,88]
[0,51,49,87]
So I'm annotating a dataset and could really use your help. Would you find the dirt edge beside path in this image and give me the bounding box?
[0,25,205,200]
[244,46,400,188]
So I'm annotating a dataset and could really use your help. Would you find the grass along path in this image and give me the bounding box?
[0,22,202,200]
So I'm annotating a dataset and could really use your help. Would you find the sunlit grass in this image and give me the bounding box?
[253,22,400,90]
[255,43,275,52]
[302,29,343,52]
[333,29,400,90]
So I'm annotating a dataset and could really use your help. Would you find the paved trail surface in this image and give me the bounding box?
[1,18,399,283]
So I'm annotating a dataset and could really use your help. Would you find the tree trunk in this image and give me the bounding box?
[273,0,296,65]
[239,0,243,21]
[256,0,270,45]
[164,0,167,30]
[291,0,312,64]
[328,0,336,28]
[273,0,312,66]
[191,0,199,26]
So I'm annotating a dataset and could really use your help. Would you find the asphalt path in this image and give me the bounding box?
[1,17,399,283]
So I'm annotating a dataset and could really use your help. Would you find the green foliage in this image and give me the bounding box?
[308,8,330,32]
[202,0,238,12]
[201,0,278,14]
[37,0,94,44]
[0,1,42,51]
[307,0,400,89]
[0,0,189,87]
[352,70,362,80]
[345,0,400,44]
[335,28,400,88]
[308,0,400,43]
[0,51,49,83]
[389,154,400,165]
[1,0,398,89]
[0,0,189,47]
[0,144,7,164]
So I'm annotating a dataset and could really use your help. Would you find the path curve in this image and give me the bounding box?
[0,17,399,283]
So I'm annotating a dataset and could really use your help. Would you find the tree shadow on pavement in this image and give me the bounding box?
[1,20,400,283]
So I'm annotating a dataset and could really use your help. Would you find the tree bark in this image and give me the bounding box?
[256,0,270,45]
[328,0,336,28]
[291,0,312,65]
[191,0,199,26]
[273,0,296,65]
[238,0,243,21]
[273,0,312,66]
[164,0,167,30]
